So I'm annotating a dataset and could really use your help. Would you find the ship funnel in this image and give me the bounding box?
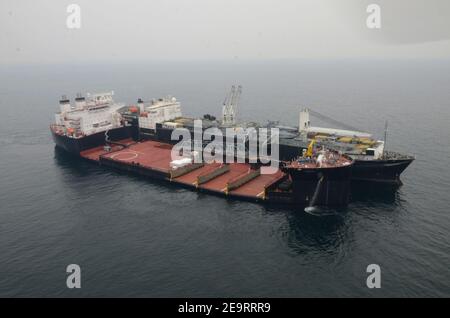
[59,95,69,104]
[137,98,144,112]
[75,92,86,109]
[59,95,71,113]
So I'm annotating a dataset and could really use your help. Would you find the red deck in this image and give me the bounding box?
[198,163,249,192]
[80,139,288,201]
[229,170,285,198]
[174,163,222,185]
[80,138,136,161]
[100,140,173,172]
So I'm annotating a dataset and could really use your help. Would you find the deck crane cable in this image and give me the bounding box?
[232,85,242,111]
[222,85,235,125]
[222,85,242,125]
[222,86,234,107]
[308,109,367,133]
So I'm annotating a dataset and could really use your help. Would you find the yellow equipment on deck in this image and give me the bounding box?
[305,139,316,157]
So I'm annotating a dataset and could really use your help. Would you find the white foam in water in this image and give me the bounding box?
[304,206,340,216]
[304,206,317,214]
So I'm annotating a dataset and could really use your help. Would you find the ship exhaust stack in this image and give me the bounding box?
[59,95,71,113]
[137,98,144,113]
[75,93,86,110]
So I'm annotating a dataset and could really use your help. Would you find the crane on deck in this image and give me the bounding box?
[222,85,242,126]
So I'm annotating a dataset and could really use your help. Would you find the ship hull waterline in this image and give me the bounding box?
[351,158,413,184]
[52,134,353,208]
[277,140,413,184]
[50,126,138,155]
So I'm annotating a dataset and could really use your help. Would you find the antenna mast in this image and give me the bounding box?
[383,120,388,155]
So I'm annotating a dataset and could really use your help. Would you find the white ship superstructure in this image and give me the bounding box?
[53,91,124,138]
[138,96,182,131]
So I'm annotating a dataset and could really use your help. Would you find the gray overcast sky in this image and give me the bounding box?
[1,0,450,64]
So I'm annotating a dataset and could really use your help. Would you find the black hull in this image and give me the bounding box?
[51,124,353,208]
[283,164,353,207]
[351,158,413,184]
[51,126,138,155]
[276,142,413,184]
[127,118,414,184]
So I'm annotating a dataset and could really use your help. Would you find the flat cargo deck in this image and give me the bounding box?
[80,138,136,161]
[101,140,173,173]
[200,163,249,192]
[174,163,223,186]
[80,139,289,202]
[229,171,285,198]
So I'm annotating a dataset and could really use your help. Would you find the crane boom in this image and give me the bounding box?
[308,109,365,132]
[222,85,242,126]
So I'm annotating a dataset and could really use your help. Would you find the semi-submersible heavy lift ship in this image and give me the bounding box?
[50,88,414,209]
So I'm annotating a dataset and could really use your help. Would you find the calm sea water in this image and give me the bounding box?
[0,60,449,297]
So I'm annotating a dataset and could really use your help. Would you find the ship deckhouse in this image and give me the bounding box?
[53,91,124,138]
[138,96,182,131]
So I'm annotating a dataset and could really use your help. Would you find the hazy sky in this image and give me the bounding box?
[1,0,449,64]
